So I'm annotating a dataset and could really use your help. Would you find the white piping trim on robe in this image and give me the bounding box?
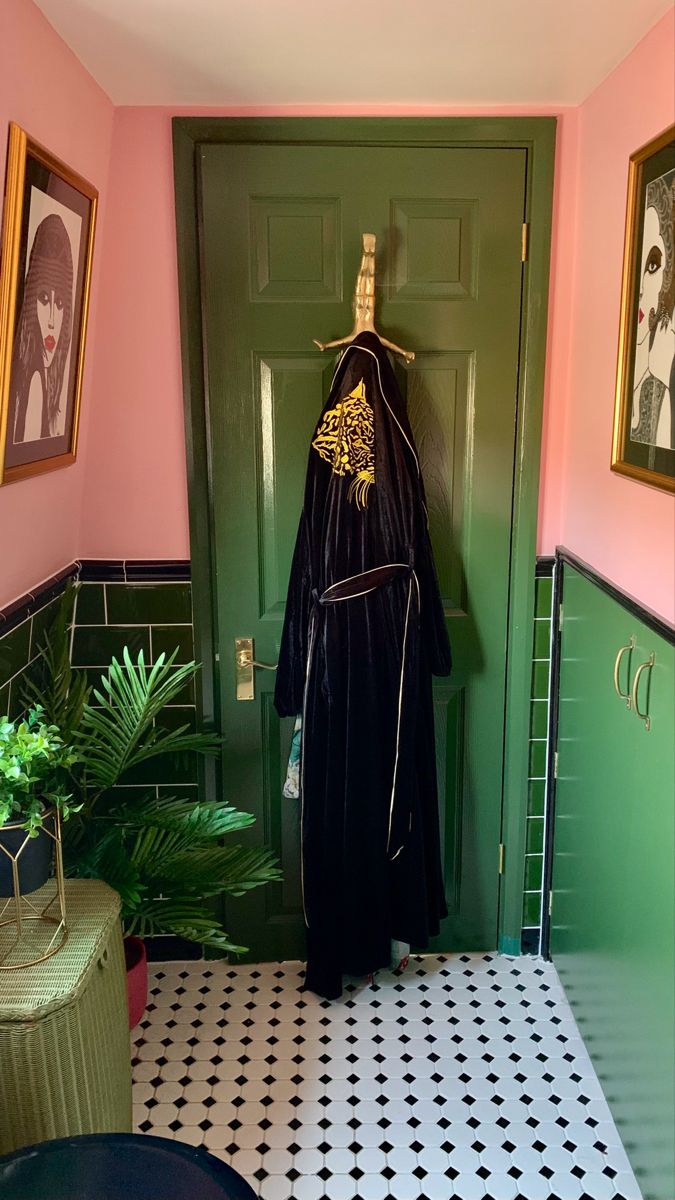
[300,607,317,929]
[386,568,420,861]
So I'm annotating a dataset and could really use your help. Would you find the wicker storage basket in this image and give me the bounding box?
[0,880,132,1154]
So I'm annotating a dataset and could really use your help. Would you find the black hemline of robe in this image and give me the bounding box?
[274,331,452,1002]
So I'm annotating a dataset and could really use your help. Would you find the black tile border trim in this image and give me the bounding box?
[535,555,555,577]
[0,560,193,636]
[557,546,674,645]
[0,563,78,637]
[78,559,191,583]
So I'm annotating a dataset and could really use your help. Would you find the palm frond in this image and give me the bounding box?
[105,793,256,840]
[77,648,220,789]
[22,582,91,737]
[125,900,248,955]
[67,825,145,910]
[31,624,281,954]
[152,845,283,896]
[128,824,197,873]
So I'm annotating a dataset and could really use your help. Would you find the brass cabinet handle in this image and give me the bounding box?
[631,652,655,731]
[613,635,635,707]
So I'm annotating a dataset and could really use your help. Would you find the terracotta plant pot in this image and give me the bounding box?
[124,935,148,1030]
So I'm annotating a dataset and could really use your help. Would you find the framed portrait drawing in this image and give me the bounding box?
[612,124,675,493]
[0,123,97,485]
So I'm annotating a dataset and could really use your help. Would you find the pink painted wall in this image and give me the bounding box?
[555,10,675,622]
[79,109,189,559]
[0,0,113,608]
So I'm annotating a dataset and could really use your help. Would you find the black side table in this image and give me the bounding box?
[0,1133,257,1199]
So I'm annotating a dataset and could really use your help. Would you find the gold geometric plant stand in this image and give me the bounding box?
[0,808,68,969]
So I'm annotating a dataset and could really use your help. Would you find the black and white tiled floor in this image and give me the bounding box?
[131,953,642,1200]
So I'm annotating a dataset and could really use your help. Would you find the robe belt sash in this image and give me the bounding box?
[301,558,420,925]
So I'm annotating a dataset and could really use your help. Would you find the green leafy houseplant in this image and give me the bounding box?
[0,707,80,835]
[27,587,281,953]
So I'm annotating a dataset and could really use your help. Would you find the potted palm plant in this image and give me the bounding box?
[0,708,80,896]
[27,586,281,1026]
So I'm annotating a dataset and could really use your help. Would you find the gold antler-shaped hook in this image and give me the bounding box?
[313,234,414,364]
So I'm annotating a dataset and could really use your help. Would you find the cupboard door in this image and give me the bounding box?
[551,567,675,1200]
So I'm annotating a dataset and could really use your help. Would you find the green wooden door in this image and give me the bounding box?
[198,142,527,961]
[551,567,675,1200]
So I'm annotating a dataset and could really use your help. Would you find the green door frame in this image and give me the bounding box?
[172,116,556,956]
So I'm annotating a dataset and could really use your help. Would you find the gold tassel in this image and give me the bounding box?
[348,470,374,510]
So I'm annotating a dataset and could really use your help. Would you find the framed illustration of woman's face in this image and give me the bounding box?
[0,123,97,485]
[612,124,675,493]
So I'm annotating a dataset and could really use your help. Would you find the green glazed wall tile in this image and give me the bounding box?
[157,784,199,801]
[70,666,104,702]
[533,619,551,660]
[0,622,31,687]
[531,658,550,699]
[123,749,199,787]
[527,779,546,816]
[529,700,548,740]
[526,816,545,854]
[31,596,65,654]
[522,890,541,926]
[524,854,543,891]
[535,575,553,617]
[528,739,547,778]
[171,677,196,706]
[155,706,197,733]
[522,571,553,939]
[105,583,192,626]
[7,681,25,721]
[151,626,195,664]
[76,584,106,625]
[20,655,49,702]
[71,626,150,667]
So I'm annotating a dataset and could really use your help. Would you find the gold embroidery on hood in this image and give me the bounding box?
[312,378,375,509]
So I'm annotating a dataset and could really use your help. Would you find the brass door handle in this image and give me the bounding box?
[235,637,277,701]
[613,635,635,707]
[631,652,655,731]
[237,651,278,671]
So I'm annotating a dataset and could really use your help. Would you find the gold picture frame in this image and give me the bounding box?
[0,123,97,486]
[611,124,675,493]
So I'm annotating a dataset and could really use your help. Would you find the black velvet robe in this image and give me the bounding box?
[274,331,452,1000]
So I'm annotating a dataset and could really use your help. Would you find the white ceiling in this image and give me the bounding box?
[34,0,672,107]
